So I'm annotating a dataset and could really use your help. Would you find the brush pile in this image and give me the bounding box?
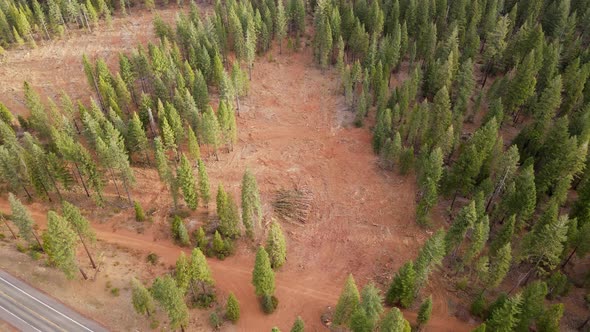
[272,188,312,224]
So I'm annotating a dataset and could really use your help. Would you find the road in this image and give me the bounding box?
[0,270,108,332]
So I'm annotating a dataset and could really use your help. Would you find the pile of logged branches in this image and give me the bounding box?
[272,188,312,224]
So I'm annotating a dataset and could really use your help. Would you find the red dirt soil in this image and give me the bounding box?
[0,9,476,332]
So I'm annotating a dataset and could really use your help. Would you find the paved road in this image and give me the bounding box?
[0,270,108,332]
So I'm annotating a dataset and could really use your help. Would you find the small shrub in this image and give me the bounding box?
[105,280,112,289]
[455,277,469,291]
[195,292,217,308]
[16,243,26,253]
[134,201,145,222]
[225,293,240,323]
[0,233,5,240]
[209,311,222,329]
[110,287,120,296]
[149,319,159,329]
[261,295,278,314]
[146,253,159,265]
[28,250,41,260]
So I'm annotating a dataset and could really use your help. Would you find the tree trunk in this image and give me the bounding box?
[108,167,122,198]
[79,236,96,269]
[21,183,33,200]
[578,316,589,330]
[32,230,43,251]
[450,191,458,210]
[122,177,133,205]
[74,163,90,197]
[1,216,17,239]
[561,247,577,269]
[79,267,88,280]
[235,95,241,117]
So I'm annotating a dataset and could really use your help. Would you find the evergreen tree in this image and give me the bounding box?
[414,229,446,285]
[202,106,222,159]
[276,0,287,53]
[126,112,150,164]
[464,215,490,264]
[445,201,477,254]
[8,193,39,247]
[290,316,305,332]
[197,159,210,208]
[252,246,275,297]
[242,169,262,238]
[359,283,383,329]
[134,201,145,222]
[485,294,522,332]
[177,154,198,210]
[385,261,416,308]
[378,307,407,332]
[266,221,287,269]
[131,277,155,317]
[151,276,189,330]
[189,247,214,288]
[417,296,433,327]
[43,211,79,279]
[172,216,190,246]
[536,303,563,332]
[505,51,537,116]
[487,243,512,288]
[217,184,240,239]
[521,210,569,274]
[175,252,190,294]
[490,215,515,255]
[226,292,240,323]
[333,274,360,326]
[187,126,201,162]
[515,281,548,331]
[62,201,96,269]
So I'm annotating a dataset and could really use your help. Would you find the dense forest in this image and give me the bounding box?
[0,0,589,330]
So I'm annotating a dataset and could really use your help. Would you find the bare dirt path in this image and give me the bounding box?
[0,45,475,331]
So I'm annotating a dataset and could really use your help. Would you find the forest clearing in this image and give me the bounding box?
[0,0,589,331]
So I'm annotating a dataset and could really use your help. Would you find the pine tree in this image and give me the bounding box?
[202,106,221,159]
[378,307,407,332]
[359,283,383,329]
[445,201,477,254]
[131,277,155,317]
[151,276,189,330]
[160,117,177,152]
[521,210,569,274]
[490,215,515,255]
[177,154,198,210]
[266,221,287,269]
[536,303,563,332]
[487,243,512,288]
[515,281,548,331]
[333,274,360,326]
[187,126,201,162]
[127,112,149,164]
[8,193,39,247]
[217,184,240,238]
[43,211,79,279]
[252,246,275,297]
[464,215,490,264]
[350,308,371,332]
[242,169,262,238]
[505,51,537,116]
[290,316,305,332]
[62,201,96,269]
[189,247,214,289]
[175,252,190,294]
[410,232,441,285]
[23,82,50,139]
[197,159,210,208]
[485,293,522,332]
[245,25,257,80]
[417,296,433,327]
[225,292,240,323]
[276,0,287,53]
[385,261,416,308]
[172,216,190,246]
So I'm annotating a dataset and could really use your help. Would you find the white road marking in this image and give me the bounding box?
[0,275,94,332]
[0,302,43,332]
